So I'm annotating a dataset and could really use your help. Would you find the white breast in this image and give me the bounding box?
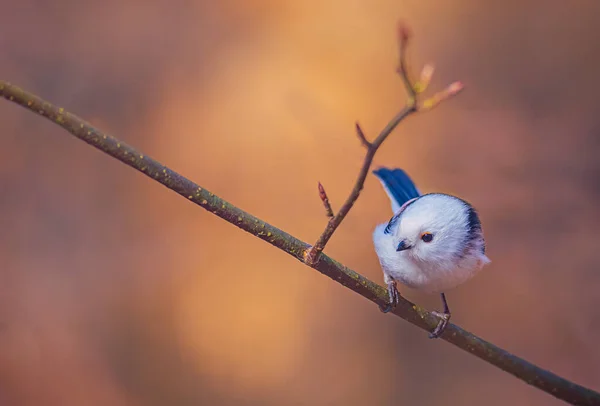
[373,223,488,293]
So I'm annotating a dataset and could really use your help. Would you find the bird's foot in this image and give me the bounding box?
[379,280,399,313]
[428,311,451,339]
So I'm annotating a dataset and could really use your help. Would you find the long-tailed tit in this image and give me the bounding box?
[372,167,490,338]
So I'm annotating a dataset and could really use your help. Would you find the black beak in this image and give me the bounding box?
[396,240,411,252]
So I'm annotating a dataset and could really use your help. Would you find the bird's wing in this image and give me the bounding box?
[372,167,421,213]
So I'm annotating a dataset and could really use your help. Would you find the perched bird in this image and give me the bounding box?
[372,167,490,338]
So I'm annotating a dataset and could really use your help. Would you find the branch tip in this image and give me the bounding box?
[420,81,465,111]
[317,182,334,218]
[414,63,435,93]
[446,81,465,96]
[355,122,370,148]
[397,21,412,46]
[396,21,416,100]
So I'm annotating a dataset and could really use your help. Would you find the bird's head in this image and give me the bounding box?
[392,194,488,266]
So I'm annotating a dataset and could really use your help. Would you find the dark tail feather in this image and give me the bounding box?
[373,167,420,212]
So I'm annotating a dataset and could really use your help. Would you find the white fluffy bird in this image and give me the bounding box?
[372,167,490,338]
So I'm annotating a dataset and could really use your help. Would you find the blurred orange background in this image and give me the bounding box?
[2,1,600,405]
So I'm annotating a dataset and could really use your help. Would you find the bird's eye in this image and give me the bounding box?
[421,232,433,243]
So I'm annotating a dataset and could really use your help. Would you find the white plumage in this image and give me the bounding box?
[373,193,489,293]
[372,167,490,338]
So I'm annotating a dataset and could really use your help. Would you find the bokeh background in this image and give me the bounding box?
[2,1,600,405]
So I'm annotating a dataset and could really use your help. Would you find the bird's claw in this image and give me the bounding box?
[379,280,399,313]
[379,283,451,339]
[428,311,451,339]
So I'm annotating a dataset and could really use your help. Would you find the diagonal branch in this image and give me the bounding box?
[1,80,599,406]
[303,22,462,266]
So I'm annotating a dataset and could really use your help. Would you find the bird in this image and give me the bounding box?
[372,167,490,338]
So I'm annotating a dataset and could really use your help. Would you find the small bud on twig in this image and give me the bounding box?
[414,64,435,93]
[446,81,464,96]
[397,21,412,46]
[396,21,416,102]
[318,182,334,218]
[355,122,370,148]
[420,81,464,111]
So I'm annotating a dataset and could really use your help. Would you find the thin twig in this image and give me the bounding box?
[303,22,462,266]
[1,80,599,406]
[304,105,414,266]
[355,122,370,148]
[318,182,334,217]
[396,21,417,104]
